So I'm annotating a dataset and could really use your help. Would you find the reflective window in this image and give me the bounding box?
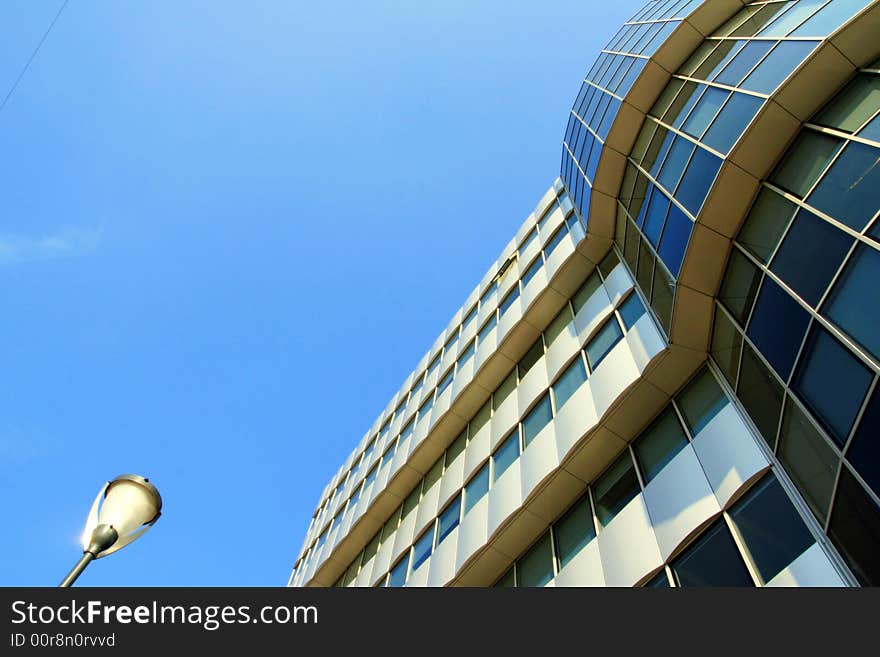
[769,208,853,306]
[644,570,671,587]
[729,474,814,583]
[544,225,569,257]
[463,463,490,515]
[807,141,880,230]
[792,325,872,447]
[847,388,880,497]
[518,532,554,587]
[791,0,875,38]
[742,40,817,94]
[593,452,640,529]
[447,430,467,464]
[436,368,454,397]
[814,73,880,133]
[436,494,461,545]
[552,357,588,412]
[711,306,743,386]
[703,92,764,154]
[737,187,797,264]
[518,337,545,378]
[715,40,774,87]
[634,407,689,484]
[671,519,754,586]
[746,277,810,379]
[585,317,624,370]
[737,342,784,448]
[677,367,728,437]
[522,394,553,448]
[827,467,880,585]
[477,314,497,345]
[499,285,520,316]
[683,87,729,139]
[410,527,433,573]
[825,244,880,363]
[778,397,838,523]
[553,495,596,570]
[492,431,520,482]
[572,271,603,314]
[387,556,408,587]
[545,305,574,346]
[675,147,721,217]
[770,130,842,198]
[643,187,672,246]
[493,369,517,411]
[521,255,543,287]
[458,339,475,365]
[618,292,646,330]
[520,228,538,254]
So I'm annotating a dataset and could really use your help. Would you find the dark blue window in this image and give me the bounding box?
[828,467,880,585]
[521,255,543,288]
[671,83,706,129]
[848,388,880,497]
[807,141,880,231]
[642,187,671,247]
[657,136,695,194]
[715,40,774,87]
[618,292,646,330]
[770,208,853,306]
[703,92,764,154]
[645,128,673,176]
[657,202,692,277]
[742,41,818,94]
[522,394,553,447]
[672,520,754,586]
[793,325,873,447]
[675,147,721,216]
[860,113,880,141]
[825,244,880,363]
[747,277,811,379]
[544,225,569,258]
[599,97,621,139]
[637,184,658,228]
[436,494,461,545]
[683,87,729,139]
[699,40,746,81]
[492,431,520,482]
[552,357,588,411]
[586,317,624,370]
[499,285,520,316]
[616,57,646,96]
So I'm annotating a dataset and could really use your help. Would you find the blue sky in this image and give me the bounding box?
[0,0,642,586]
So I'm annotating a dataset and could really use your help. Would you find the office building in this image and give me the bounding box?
[289,0,880,587]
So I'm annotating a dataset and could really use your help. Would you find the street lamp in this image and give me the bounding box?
[60,474,162,587]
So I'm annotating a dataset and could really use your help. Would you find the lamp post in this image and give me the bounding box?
[60,474,162,587]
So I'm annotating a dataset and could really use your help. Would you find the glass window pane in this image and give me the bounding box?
[634,407,689,484]
[424,458,443,492]
[827,467,880,585]
[677,367,729,437]
[791,0,874,38]
[770,208,853,307]
[703,92,764,154]
[464,463,490,515]
[778,396,839,523]
[493,368,517,410]
[593,452,640,529]
[644,570,671,587]
[545,304,574,346]
[447,429,468,464]
[695,40,744,79]
[729,474,814,583]
[499,285,520,316]
[363,531,381,564]
[719,248,762,325]
[747,277,811,379]
[770,130,843,198]
[664,81,704,129]
[492,431,520,482]
[572,271,603,314]
[518,337,545,378]
[737,341,785,449]
[658,139,695,197]
[495,567,515,587]
[410,527,434,573]
[544,225,568,257]
[520,228,538,253]
[459,339,475,364]
[437,494,461,545]
[825,244,880,364]
[387,556,408,587]
[642,187,672,247]
[847,387,880,497]
[553,495,596,570]
[657,203,692,278]
[793,325,873,447]
[737,187,797,264]
[715,40,774,87]
[683,87,729,139]
[585,317,624,370]
[743,36,802,87]
[711,305,743,386]
[521,255,543,287]
[814,73,880,133]
[522,394,553,448]
[478,314,497,345]
[401,484,421,520]
[553,357,588,412]
[598,248,621,279]
[470,401,491,436]
[517,532,554,587]
[671,520,754,586]
[651,262,675,333]
[675,147,721,217]
[436,368,454,396]
[733,2,791,36]
[618,292,646,330]
[381,506,401,542]
[759,0,824,37]
[808,141,880,231]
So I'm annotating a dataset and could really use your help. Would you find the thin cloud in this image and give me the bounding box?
[0,227,103,265]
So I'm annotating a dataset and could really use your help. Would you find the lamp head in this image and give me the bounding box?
[81,474,162,558]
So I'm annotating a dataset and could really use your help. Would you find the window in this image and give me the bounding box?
[828,467,880,585]
[703,91,763,154]
[737,342,784,448]
[520,228,538,253]
[479,280,497,308]
[426,353,441,379]
[826,244,880,363]
[464,463,490,515]
[711,306,742,386]
[644,570,671,587]
[499,285,520,316]
[362,465,378,491]
[729,474,814,583]
[521,255,543,288]
[522,394,553,448]
[593,452,640,529]
[715,40,773,87]
[810,139,880,229]
[518,337,545,378]
[381,506,401,542]
[444,329,460,356]
[676,367,728,437]
[552,357,588,412]
[545,305,574,347]
[517,532,554,587]
[462,304,477,331]
[675,146,721,217]
[493,369,517,410]
[792,325,873,447]
[544,225,568,257]
[538,202,558,232]
[719,248,762,325]
[418,396,434,424]
[847,387,880,497]
[553,495,596,570]
[495,568,515,587]
[671,519,754,587]
[492,431,520,482]
[617,292,646,330]
[598,248,620,279]
[362,531,381,565]
[436,368,454,397]
[470,401,491,436]
[436,494,462,545]
[742,40,817,95]
[657,203,692,277]
[771,130,842,198]
[634,407,689,484]
[424,457,443,493]
[387,556,408,587]
[814,73,880,133]
[737,187,797,264]
[401,484,421,521]
[585,317,624,370]
[572,272,602,314]
[410,527,434,574]
[770,208,852,306]
[746,277,810,379]
[478,314,497,345]
[459,339,475,365]
[447,429,467,464]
